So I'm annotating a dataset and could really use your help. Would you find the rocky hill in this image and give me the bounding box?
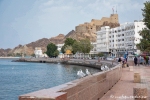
[0,48,12,56]
[49,34,64,44]
[7,34,65,56]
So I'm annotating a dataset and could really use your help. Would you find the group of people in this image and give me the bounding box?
[118,57,127,64]
[134,56,150,66]
[117,57,128,68]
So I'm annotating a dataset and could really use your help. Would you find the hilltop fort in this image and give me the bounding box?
[65,14,120,42]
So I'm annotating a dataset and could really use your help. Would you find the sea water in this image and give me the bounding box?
[0,58,100,100]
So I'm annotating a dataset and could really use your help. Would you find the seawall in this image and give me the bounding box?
[14,58,118,70]
[19,62,122,100]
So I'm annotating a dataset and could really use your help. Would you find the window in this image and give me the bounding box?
[133,31,135,34]
[122,34,124,36]
[122,39,124,41]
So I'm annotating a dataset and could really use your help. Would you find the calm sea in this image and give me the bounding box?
[0,58,100,100]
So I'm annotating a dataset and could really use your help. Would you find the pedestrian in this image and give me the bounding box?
[146,56,149,66]
[143,56,146,65]
[137,56,141,66]
[98,57,100,62]
[148,56,150,66]
[134,56,138,66]
[118,57,121,63]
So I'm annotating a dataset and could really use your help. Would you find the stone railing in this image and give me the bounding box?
[19,64,122,100]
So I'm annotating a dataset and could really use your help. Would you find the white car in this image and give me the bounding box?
[106,57,114,60]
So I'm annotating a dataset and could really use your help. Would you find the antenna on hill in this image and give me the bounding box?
[112,7,114,14]
[116,5,117,14]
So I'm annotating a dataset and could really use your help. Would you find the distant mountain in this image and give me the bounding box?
[7,34,65,56]
[0,48,12,56]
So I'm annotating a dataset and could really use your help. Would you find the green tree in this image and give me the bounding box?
[7,53,13,57]
[142,1,150,29]
[79,39,93,58]
[61,38,77,54]
[53,50,59,57]
[31,53,35,57]
[72,41,81,53]
[136,1,150,53]
[61,46,65,54]
[64,45,73,52]
[46,43,57,57]
[97,52,104,57]
[15,53,22,57]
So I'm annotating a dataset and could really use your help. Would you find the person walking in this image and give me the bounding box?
[137,56,141,66]
[118,57,121,63]
[134,56,138,66]
[143,56,147,66]
[146,56,149,66]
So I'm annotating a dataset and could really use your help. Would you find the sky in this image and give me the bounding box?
[0,0,147,49]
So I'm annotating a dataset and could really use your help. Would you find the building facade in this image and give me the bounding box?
[34,47,43,58]
[97,21,146,57]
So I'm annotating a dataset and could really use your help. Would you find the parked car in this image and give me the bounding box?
[106,57,114,61]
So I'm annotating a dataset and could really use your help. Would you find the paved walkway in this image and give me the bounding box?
[100,65,150,100]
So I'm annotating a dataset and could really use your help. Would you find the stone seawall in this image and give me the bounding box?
[19,64,122,100]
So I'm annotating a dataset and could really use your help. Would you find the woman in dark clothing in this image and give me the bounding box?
[118,57,121,63]
[134,56,138,66]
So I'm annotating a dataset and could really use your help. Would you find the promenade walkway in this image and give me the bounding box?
[100,65,150,100]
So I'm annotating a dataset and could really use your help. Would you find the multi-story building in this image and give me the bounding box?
[96,26,110,53]
[97,21,146,57]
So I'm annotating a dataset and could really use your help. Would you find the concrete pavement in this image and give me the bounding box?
[100,65,150,100]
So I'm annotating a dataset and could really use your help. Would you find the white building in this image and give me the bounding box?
[97,21,146,57]
[56,44,64,58]
[57,44,64,52]
[34,47,43,58]
[97,26,110,53]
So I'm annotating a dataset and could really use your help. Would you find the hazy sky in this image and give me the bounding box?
[0,0,147,49]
